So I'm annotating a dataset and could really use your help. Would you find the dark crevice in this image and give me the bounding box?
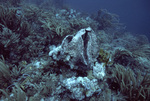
[82,31,89,64]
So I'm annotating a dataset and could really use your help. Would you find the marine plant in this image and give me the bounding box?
[0,0,22,7]
[0,5,31,38]
[0,5,28,33]
[0,27,20,48]
[68,16,98,32]
[39,15,71,38]
[110,64,150,101]
[97,48,112,66]
[0,4,38,63]
[0,57,11,89]
[113,49,133,66]
[12,84,26,101]
[22,4,42,24]
[94,9,122,30]
[0,23,30,62]
[0,57,27,100]
[0,89,10,100]
[131,44,150,58]
[0,6,18,30]
[39,6,98,39]
[1,84,26,101]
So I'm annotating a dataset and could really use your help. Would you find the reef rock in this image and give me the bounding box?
[49,27,99,70]
[62,76,101,100]
[93,62,106,80]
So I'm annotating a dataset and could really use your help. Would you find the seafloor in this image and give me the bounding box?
[0,1,150,101]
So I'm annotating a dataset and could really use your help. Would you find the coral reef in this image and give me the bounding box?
[0,0,150,101]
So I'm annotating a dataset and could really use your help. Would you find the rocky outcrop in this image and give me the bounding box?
[49,27,99,70]
[62,76,101,100]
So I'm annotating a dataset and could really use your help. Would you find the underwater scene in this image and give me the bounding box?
[0,0,150,101]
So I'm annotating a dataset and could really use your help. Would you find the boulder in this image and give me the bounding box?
[49,27,99,70]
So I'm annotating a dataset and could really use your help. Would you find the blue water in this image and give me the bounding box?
[65,0,150,39]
